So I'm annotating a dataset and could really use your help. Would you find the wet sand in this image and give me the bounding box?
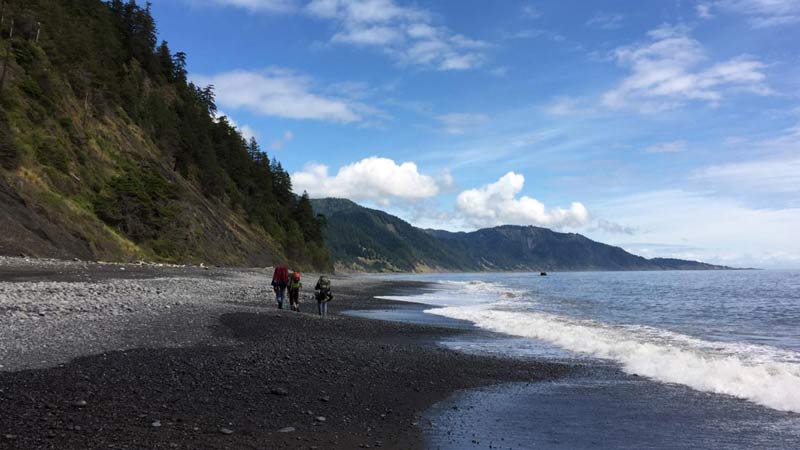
[0,258,571,449]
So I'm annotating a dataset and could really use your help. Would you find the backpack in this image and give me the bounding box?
[272,266,289,285]
[315,276,332,301]
[316,276,331,292]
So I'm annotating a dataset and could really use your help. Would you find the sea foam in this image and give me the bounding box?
[427,304,800,413]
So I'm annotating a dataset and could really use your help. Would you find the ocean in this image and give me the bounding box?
[375,270,800,449]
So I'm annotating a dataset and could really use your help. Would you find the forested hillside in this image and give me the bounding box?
[312,198,473,272]
[313,198,730,272]
[0,0,330,269]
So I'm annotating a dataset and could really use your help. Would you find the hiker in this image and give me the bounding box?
[288,271,302,312]
[271,266,289,309]
[314,276,333,317]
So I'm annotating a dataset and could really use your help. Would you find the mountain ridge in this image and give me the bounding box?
[312,198,730,272]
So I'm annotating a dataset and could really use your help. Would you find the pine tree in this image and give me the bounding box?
[3,0,331,269]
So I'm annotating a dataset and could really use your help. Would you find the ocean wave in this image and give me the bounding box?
[378,279,525,307]
[427,305,800,413]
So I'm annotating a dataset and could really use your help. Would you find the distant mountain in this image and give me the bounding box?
[312,198,729,272]
[312,198,473,272]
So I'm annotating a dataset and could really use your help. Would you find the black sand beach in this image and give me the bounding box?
[0,258,570,449]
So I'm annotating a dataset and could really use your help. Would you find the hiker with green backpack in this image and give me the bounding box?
[314,276,333,317]
[287,271,302,312]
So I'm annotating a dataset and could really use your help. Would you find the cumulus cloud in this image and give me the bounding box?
[215,111,258,142]
[193,69,374,123]
[291,157,442,204]
[644,140,688,153]
[270,130,294,150]
[602,24,771,113]
[437,113,490,135]
[455,172,590,229]
[701,0,800,27]
[306,0,489,70]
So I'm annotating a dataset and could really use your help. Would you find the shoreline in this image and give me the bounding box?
[0,257,572,449]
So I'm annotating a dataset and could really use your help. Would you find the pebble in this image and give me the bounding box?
[72,400,87,408]
[315,416,326,422]
[278,427,295,433]
[220,428,234,435]
[151,420,162,428]
[270,387,289,396]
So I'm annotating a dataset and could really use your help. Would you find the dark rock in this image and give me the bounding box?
[271,387,289,396]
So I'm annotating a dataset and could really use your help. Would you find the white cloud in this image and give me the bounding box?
[594,189,800,268]
[270,130,295,150]
[644,140,688,153]
[507,28,566,43]
[193,69,367,123]
[704,0,800,27]
[437,113,490,135]
[688,124,800,203]
[697,3,715,18]
[586,12,625,30]
[692,155,800,194]
[188,0,489,70]
[333,25,404,45]
[522,4,541,19]
[595,219,638,235]
[306,0,489,70]
[437,168,455,190]
[291,157,442,204]
[215,111,258,141]
[489,66,509,77]
[456,172,590,229]
[185,0,297,12]
[544,96,590,116]
[603,24,771,113]
[239,125,258,142]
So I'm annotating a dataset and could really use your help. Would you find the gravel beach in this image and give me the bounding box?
[0,257,571,449]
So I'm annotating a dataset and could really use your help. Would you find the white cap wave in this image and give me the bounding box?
[427,305,800,413]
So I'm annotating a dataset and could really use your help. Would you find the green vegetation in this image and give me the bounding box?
[313,198,729,272]
[0,0,330,269]
[312,198,473,272]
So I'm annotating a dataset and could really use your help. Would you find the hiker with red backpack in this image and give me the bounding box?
[271,266,289,309]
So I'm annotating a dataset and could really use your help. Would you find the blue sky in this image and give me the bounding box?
[150,0,800,268]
